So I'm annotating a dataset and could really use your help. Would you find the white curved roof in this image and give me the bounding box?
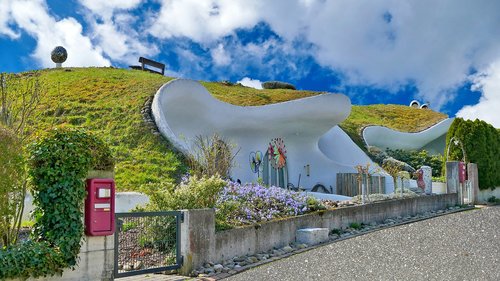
[362,118,454,151]
[152,79,352,153]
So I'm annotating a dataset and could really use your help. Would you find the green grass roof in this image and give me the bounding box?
[12,67,446,190]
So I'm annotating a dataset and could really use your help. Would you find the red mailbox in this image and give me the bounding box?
[85,178,115,236]
[458,162,467,183]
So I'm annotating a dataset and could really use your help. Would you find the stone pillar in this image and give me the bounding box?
[446,161,459,194]
[467,163,479,204]
[421,166,432,195]
[180,208,215,276]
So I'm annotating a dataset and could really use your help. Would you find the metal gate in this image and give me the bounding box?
[114,211,183,278]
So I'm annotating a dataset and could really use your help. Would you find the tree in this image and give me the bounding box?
[0,72,45,247]
[0,127,25,246]
[445,118,500,190]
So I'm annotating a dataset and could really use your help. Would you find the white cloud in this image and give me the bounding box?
[7,0,109,68]
[0,1,19,39]
[78,0,158,64]
[149,0,500,110]
[261,0,500,109]
[210,44,231,66]
[79,0,142,19]
[237,77,263,89]
[456,62,500,128]
[149,0,262,42]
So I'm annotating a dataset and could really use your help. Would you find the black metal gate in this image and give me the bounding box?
[114,211,183,278]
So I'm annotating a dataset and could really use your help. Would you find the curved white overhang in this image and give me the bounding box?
[362,118,454,151]
[152,79,351,152]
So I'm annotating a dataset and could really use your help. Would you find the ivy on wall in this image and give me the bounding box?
[445,118,500,190]
[0,127,113,279]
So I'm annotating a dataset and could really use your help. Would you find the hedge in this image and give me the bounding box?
[445,118,499,190]
[0,127,113,279]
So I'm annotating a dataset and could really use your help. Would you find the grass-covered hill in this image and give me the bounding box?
[11,67,446,191]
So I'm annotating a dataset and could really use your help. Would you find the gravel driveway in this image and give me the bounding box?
[225,206,500,281]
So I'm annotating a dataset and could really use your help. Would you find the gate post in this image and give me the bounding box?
[467,163,479,204]
[446,161,459,194]
[180,208,216,276]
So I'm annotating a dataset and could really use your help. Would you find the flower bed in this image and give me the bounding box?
[215,182,324,230]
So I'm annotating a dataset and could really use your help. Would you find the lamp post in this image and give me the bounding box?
[446,136,472,204]
[446,136,467,163]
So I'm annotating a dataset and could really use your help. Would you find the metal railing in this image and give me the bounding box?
[114,211,183,278]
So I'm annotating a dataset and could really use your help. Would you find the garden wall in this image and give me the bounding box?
[180,193,458,274]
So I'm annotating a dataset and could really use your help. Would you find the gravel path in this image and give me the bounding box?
[225,206,500,281]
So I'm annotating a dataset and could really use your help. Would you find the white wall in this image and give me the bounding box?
[477,188,500,203]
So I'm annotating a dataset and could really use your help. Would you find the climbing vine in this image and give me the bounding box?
[0,127,113,279]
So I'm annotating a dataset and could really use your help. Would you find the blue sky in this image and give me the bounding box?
[1,0,499,127]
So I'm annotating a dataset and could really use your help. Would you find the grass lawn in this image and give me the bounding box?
[11,67,446,190]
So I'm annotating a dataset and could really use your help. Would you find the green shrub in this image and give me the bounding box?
[386,148,443,177]
[262,81,296,90]
[445,118,500,190]
[487,196,500,204]
[142,175,226,211]
[0,127,113,279]
[432,176,446,183]
[139,176,226,252]
[349,222,362,230]
[0,126,25,247]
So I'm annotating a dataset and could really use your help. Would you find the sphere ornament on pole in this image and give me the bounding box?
[51,46,68,68]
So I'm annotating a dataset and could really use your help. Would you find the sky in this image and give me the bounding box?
[0,0,499,128]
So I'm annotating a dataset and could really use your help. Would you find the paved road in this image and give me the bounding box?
[226,206,500,281]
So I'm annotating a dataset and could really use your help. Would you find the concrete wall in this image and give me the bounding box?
[477,188,500,204]
[180,194,458,272]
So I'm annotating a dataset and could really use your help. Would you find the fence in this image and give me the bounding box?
[336,173,386,196]
[114,211,183,278]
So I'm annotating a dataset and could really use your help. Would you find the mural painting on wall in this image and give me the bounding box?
[268,137,287,169]
[249,151,263,177]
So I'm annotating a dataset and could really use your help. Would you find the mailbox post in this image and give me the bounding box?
[85,178,115,236]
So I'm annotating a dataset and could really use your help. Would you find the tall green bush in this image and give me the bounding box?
[445,118,500,190]
[0,127,113,279]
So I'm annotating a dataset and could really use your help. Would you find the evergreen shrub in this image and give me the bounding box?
[445,118,499,190]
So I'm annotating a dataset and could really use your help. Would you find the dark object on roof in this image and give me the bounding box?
[262,81,296,90]
[51,46,68,64]
[129,57,165,75]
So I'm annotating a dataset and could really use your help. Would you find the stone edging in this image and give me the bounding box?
[142,95,161,136]
[195,205,475,280]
